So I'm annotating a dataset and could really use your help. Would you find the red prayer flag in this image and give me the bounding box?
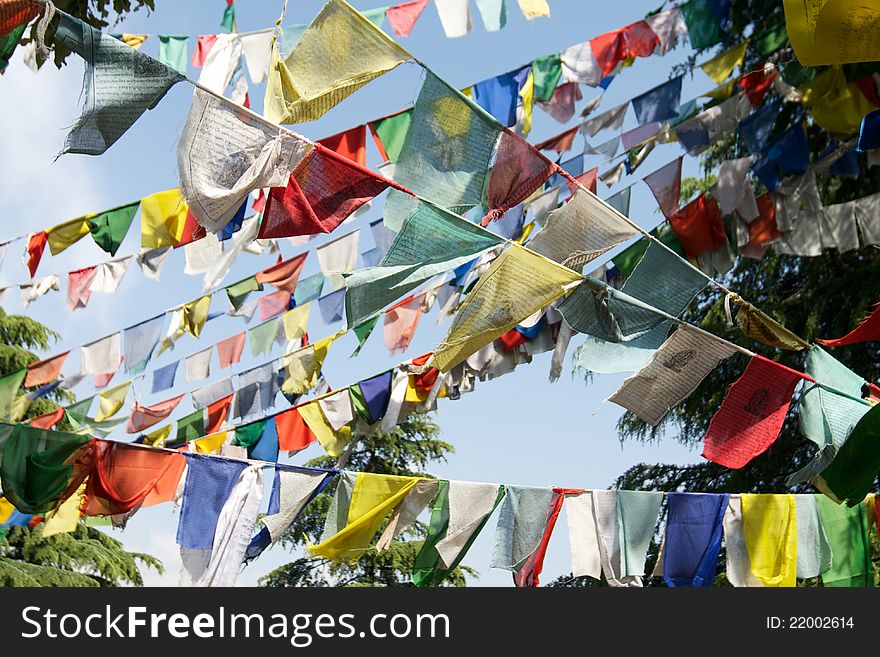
[701,355,804,469]
[567,167,598,195]
[126,394,185,434]
[217,331,246,368]
[515,488,584,588]
[318,125,367,167]
[29,407,65,430]
[260,144,405,238]
[0,0,39,36]
[668,193,727,260]
[252,188,267,214]
[499,328,529,352]
[25,351,69,388]
[175,210,207,248]
[534,126,578,154]
[191,34,218,67]
[590,29,627,76]
[817,301,880,347]
[385,0,428,37]
[255,251,307,293]
[410,353,439,392]
[275,407,317,453]
[205,394,233,435]
[748,193,783,244]
[26,231,47,278]
[68,266,98,310]
[623,21,660,59]
[737,69,778,107]
[94,370,117,389]
[856,75,880,108]
[483,129,556,226]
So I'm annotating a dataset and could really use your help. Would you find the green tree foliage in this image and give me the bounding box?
[258,414,475,587]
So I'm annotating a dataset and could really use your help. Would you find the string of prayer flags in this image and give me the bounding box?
[309,472,421,561]
[668,193,726,260]
[818,301,880,347]
[701,356,805,469]
[178,87,311,234]
[260,144,403,238]
[783,0,880,66]
[54,13,184,156]
[607,326,738,426]
[814,495,873,587]
[815,404,880,507]
[741,494,797,587]
[700,41,747,84]
[663,493,729,587]
[343,199,503,327]
[527,188,638,271]
[264,0,411,124]
[643,157,682,218]
[386,0,429,37]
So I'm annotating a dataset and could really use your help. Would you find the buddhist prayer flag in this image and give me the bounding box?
[631,75,683,124]
[54,13,184,155]
[349,370,393,424]
[25,352,69,388]
[643,157,682,218]
[298,401,351,457]
[741,494,797,587]
[474,69,521,127]
[818,301,880,347]
[126,395,184,433]
[0,369,26,420]
[702,356,804,469]
[275,407,317,453]
[435,0,472,38]
[383,293,424,354]
[158,35,188,74]
[216,331,246,368]
[179,295,211,338]
[645,7,688,55]
[26,231,47,277]
[87,201,139,256]
[784,0,880,66]
[669,193,727,260]
[192,34,217,67]
[385,0,428,37]
[368,109,412,163]
[264,0,410,124]
[590,29,626,78]
[46,217,92,256]
[318,124,367,166]
[700,41,747,83]
[663,493,729,587]
[815,404,880,507]
[680,0,728,49]
[814,495,873,587]
[140,189,189,248]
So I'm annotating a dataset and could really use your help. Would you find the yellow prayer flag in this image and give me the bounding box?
[120,34,149,49]
[461,86,473,99]
[281,303,311,342]
[518,70,535,137]
[42,483,86,537]
[179,295,212,338]
[143,424,172,447]
[741,494,797,587]
[703,79,737,101]
[784,0,880,66]
[0,496,15,524]
[194,431,227,454]
[298,402,352,458]
[141,188,188,249]
[94,381,131,423]
[264,0,411,124]
[516,221,535,244]
[700,41,748,84]
[432,243,583,372]
[798,66,875,136]
[517,0,550,20]
[10,395,31,422]
[46,217,93,256]
[309,472,421,560]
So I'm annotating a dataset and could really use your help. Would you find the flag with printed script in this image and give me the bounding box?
[264,0,410,124]
[702,356,804,469]
[343,198,503,327]
[784,0,880,66]
[431,243,582,372]
[178,87,311,233]
[54,13,184,155]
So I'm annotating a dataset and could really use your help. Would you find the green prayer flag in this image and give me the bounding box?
[754,23,788,57]
[412,481,504,587]
[232,420,267,449]
[817,404,880,508]
[0,369,26,421]
[0,24,26,74]
[220,2,236,32]
[226,276,263,310]
[814,495,873,587]
[348,383,375,424]
[531,54,563,103]
[249,318,280,357]
[294,273,324,306]
[87,201,140,256]
[0,425,91,514]
[158,35,189,75]
[351,316,380,357]
[612,226,685,278]
[680,0,725,49]
[64,396,94,429]
[371,110,412,163]
[781,60,816,87]
[175,409,205,446]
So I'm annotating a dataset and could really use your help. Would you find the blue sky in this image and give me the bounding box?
[0,0,720,586]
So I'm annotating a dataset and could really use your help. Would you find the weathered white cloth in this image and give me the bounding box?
[566,491,602,579]
[436,481,502,568]
[20,275,60,307]
[197,32,241,94]
[239,30,274,85]
[560,42,602,86]
[819,200,860,253]
[191,378,235,409]
[376,480,440,551]
[580,103,628,138]
[855,192,880,245]
[81,333,121,375]
[434,0,472,37]
[645,7,688,55]
[527,187,560,225]
[183,233,223,275]
[91,256,133,294]
[317,389,354,431]
[715,157,759,220]
[722,496,764,587]
[490,485,552,571]
[315,229,361,289]
[185,347,212,383]
[138,247,172,281]
[262,469,327,542]
[591,490,642,587]
[203,217,261,290]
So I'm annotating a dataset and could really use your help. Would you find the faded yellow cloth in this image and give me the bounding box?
[741,494,798,587]
[179,295,212,338]
[517,0,550,20]
[516,222,535,244]
[733,298,808,351]
[42,483,86,537]
[432,243,583,372]
[298,402,352,458]
[264,0,410,124]
[281,304,311,342]
[784,0,880,66]
[46,217,93,256]
[281,332,340,395]
[518,70,535,137]
[94,382,131,422]
[10,395,31,422]
[309,472,422,560]
[700,41,748,83]
[120,33,148,49]
[703,79,737,101]
[194,432,226,454]
[140,188,189,248]
[798,66,876,136]
[142,424,172,447]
